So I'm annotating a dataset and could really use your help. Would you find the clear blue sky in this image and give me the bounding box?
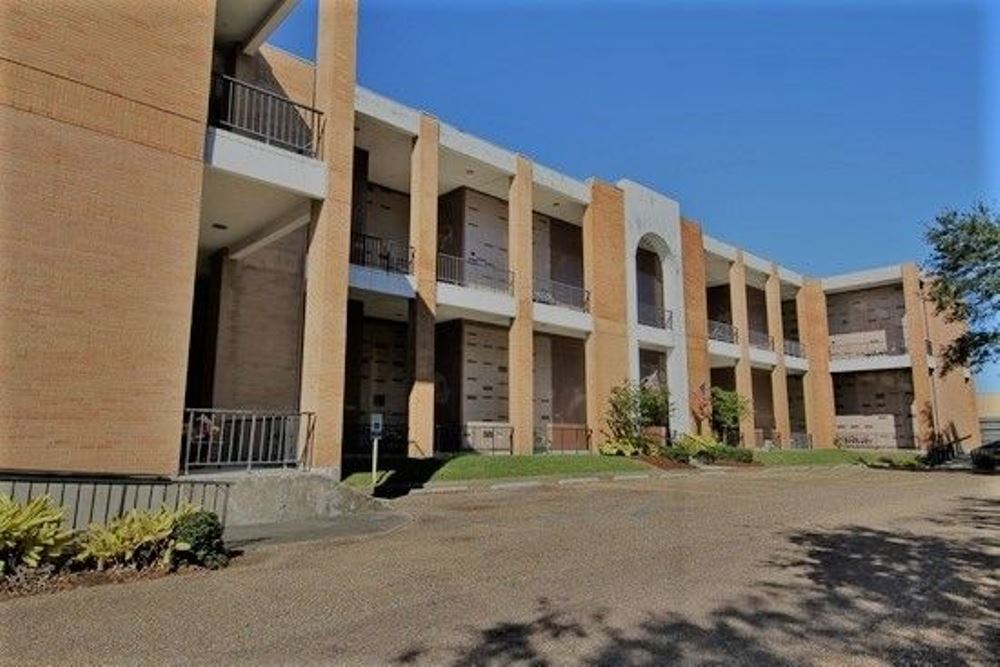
[271,0,999,391]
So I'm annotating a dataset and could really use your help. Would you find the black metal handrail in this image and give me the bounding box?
[209,74,325,158]
[349,233,413,274]
[783,339,806,358]
[638,302,673,330]
[708,319,739,344]
[437,253,514,294]
[181,409,315,473]
[533,277,590,312]
[748,329,774,351]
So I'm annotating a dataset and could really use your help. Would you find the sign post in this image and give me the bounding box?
[370,413,383,487]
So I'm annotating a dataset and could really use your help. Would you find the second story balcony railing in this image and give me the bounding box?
[638,302,673,330]
[748,329,774,351]
[829,338,907,359]
[783,338,806,358]
[533,277,590,312]
[437,253,513,294]
[349,233,413,274]
[209,74,324,158]
[708,319,739,344]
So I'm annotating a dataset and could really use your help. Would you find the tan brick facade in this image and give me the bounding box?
[765,266,791,445]
[408,115,439,457]
[299,0,358,470]
[508,157,535,454]
[0,1,215,475]
[583,181,630,448]
[728,253,756,445]
[798,280,836,447]
[681,219,711,434]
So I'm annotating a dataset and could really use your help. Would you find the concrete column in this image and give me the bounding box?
[729,252,755,446]
[681,219,712,435]
[902,262,935,448]
[797,280,836,447]
[407,115,439,457]
[508,156,534,454]
[299,0,357,470]
[584,181,631,450]
[765,265,791,446]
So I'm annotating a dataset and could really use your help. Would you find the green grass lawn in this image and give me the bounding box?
[754,448,923,467]
[343,453,649,487]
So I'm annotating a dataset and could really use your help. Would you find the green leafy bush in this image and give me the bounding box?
[658,446,691,463]
[710,387,750,446]
[76,506,190,571]
[604,381,673,455]
[171,510,228,569]
[599,439,641,457]
[0,495,75,575]
[675,433,719,456]
[695,444,753,464]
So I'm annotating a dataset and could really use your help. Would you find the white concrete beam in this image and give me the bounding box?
[229,201,311,260]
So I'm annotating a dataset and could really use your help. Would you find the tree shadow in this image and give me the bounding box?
[397,496,999,665]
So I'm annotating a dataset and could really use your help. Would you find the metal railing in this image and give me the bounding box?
[533,277,590,312]
[638,302,673,330]
[783,339,806,358]
[209,74,324,158]
[789,432,812,449]
[435,423,514,455]
[534,425,592,454]
[349,233,413,274]
[437,253,514,294]
[748,329,774,351]
[708,320,739,344]
[182,409,315,474]
[754,428,780,449]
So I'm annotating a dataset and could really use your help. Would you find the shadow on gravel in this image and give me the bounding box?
[393,497,1000,666]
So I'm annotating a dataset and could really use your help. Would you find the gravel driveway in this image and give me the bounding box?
[2,466,997,665]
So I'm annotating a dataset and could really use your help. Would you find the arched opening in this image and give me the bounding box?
[635,233,670,329]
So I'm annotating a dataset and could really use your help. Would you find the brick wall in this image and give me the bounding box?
[0,1,215,475]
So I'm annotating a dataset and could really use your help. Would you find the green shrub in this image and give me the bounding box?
[658,446,690,463]
[710,387,750,446]
[0,495,75,575]
[599,439,641,457]
[171,510,228,569]
[604,381,673,456]
[675,433,719,456]
[76,507,189,571]
[694,444,753,464]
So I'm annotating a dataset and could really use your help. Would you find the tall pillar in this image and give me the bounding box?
[408,115,439,457]
[797,279,836,447]
[766,265,791,446]
[729,252,755,446]
[902,262,935,448]
[584,181,631,450]
[508,156,534,454]
[681,219,712,435]
[299,0,357,470]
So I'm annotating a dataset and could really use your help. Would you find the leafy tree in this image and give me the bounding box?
[710,386,750,446]
[602,381,673,455]
[923,202,1000,372]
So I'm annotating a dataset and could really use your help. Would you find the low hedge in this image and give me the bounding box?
[694,444,753,464]
[1,495,229,583]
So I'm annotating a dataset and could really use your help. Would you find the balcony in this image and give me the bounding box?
[437,253,513,294]
[209,74,324,158]
[533,277,589,313]
[637,302,673,330]
[350,233,412,274]
[708,320,739,344]
[783,338,806,358]
[748,329,774,351]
